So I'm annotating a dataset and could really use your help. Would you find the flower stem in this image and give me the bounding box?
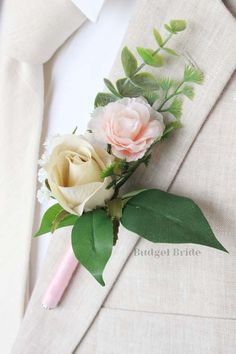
[113,145,156,195]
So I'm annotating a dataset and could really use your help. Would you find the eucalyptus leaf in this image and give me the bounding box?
[71,209,113,286]
[170,19,187,32]
[131,72,159,90]
[121,189,227,252]
[143,91,160,106]
[163,47,178,56]
[137,48,165,67]
[116,78,144,97]
[94,92,118,108]
[35,204,78,237]
[104,78,120,97]
[164,24,174,34]
[121,46,138,77]
[153,28,163,47]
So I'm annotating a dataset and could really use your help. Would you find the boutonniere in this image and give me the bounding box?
[36,20,227,309]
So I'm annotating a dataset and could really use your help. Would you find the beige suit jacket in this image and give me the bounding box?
[10,0,236,353]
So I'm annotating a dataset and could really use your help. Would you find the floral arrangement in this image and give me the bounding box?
[36,20,226,307]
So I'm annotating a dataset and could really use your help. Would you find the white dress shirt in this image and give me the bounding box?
[71,0,106,22]
[30,0,138,291]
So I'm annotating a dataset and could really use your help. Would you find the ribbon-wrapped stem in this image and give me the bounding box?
[42,246,78,309]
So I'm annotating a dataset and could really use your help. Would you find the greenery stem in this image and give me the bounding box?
[115,160,142,191]
[132,33,173,77]
[113,140,159,196]
[157,80,184,111]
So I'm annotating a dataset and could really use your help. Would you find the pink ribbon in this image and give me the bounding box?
[42,246,78,309]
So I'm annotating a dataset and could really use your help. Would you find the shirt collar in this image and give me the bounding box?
[71,0,105,22]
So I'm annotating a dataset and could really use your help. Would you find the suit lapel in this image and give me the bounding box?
[13,0,236,353]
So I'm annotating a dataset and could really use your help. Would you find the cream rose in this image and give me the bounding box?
[89,97,165,161]
[45,135,114,216]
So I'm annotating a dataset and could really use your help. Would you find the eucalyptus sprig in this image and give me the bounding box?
[95,19,187,107]
[95,19,203,138]
[96,20,204,198]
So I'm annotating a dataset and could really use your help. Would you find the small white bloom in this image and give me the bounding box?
[38,168,48,183]
[39,135,60,167]
[38,153,49,167]
[43,135,60,152]
[37,185,51,204]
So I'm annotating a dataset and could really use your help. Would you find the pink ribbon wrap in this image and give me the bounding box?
[42,246,78,309]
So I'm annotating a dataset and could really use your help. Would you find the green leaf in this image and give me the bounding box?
[116,78,144,97]
[100,164,114,179]
[71,209,113,285]
[167,97,183,119]
[158,77,175,93]
[45,179,51,191]
[94,93,118,108]
[184,65,204,84]
[170,19,187,32]
[104,78,120,97]
[153,28,163,47]
[35,204,78,237]
[163,47,178,56]
[162,120,182,139]
[164,24,174,34]
[131,72,159,90]
[182,85,195,100]
[51,210,70,233]
[121,189,147,207]
[121,189,227,252]
[72,126,78,134]
[137,47,165,67]
[121,46,138,77]
[143,91,160,106]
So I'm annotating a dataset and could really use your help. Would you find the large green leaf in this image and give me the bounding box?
[121,189,227,252]
[35,204,78,237]
[71,209,113,285]
[121,46,138,78]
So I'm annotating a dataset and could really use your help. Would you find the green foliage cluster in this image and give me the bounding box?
[36,190,227,286]
[94,19,203,143]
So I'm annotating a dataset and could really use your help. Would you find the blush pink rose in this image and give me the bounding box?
[89,97,165,161]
